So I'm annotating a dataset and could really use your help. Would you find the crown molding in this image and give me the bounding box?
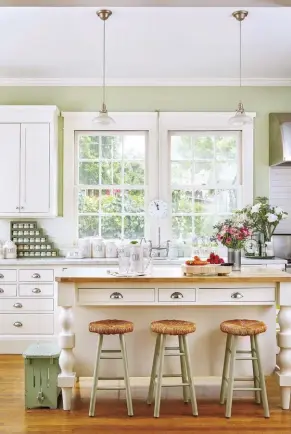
[0,77,290,87]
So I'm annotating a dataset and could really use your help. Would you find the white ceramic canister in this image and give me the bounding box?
[91,237,106,258]
[78,238,91,258]
[0,242,4,259]
[4,240,17,259]
[105,241,118,258]
[168,241,179,259]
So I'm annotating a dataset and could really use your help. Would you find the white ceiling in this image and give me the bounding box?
[1,7,291,85]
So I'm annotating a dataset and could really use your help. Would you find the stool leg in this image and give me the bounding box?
[250,335,261,404]
[119,334,134,417]
[179,335,189,404]
[89,334,103,417]
[225,335,236,418]
[220,334,231,405]
[154,334,166,418]
[182,335,198,416]
[254,334,270,418]
[147,334,161,405]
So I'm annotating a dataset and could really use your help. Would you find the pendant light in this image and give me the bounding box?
[229,10,252,127]
[93,9,115,125]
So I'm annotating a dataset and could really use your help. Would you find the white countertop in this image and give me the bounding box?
[0,256,287,266]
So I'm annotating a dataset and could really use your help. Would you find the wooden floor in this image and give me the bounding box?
[1,356,291,433]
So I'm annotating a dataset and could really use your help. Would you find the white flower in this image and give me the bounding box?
[266,213,278,223]
[251,203,261,213]
[282,213,288,219]
[275,206,283,215]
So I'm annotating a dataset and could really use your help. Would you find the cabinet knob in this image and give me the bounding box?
[0,288,4,293]
[231,292,244,299]
[32,288,41,294]
[110,292,123,299]
[16,206,19,210]
[32,273,41,279]
[20,206,24,210]
[13,321,23,327]
[171,291,184,299]
[13,302,22,308]
[0,274,3,279]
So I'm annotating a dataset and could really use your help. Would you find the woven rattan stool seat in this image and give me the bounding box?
[220,319,267,336]
[151,319,196,336]
[89,319,134,335]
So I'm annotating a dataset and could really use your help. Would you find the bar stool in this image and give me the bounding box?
[147,319,198,418]
[88,319,134,417]
[220,319,270,418]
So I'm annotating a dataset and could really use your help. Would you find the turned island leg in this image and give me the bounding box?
[277,282,291,410]
[57,282,76,411]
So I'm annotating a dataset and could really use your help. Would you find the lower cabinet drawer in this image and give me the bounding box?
[158,288,196,302]
[78,288,155,304]
[0,269,17,282]
[18,269,54,282]
[18,284,54,297]
[0,314,54,335]
[199,287,275,303]
[0,284,17,297]
[0,298,54,312]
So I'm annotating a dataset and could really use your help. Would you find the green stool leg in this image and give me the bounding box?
[119,334,134,417]
[89,334,103,417]
[182,335,198,416]
[147,334,161,405]
[220,334,232,405]
[179,335,189,404]
[254,334,270,418]
[154,334,166,418]
[225,335,236,418]
[250,335,261,404]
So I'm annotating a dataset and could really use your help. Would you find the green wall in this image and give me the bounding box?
[2,86,291,198]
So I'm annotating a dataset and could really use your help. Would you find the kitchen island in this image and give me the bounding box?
[56,267,291,411]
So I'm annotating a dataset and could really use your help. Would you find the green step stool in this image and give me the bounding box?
[23,342,61,409]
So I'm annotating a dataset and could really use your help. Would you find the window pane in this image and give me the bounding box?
[101,162,122,185]
[101,216,122,239]
[124,216,145,239]
[194,136,214,159]
[124,162,144,185]
[194,215,214,236]
[124,190,144,213]
[217,189,237,213]
[194,161,214,185]
[79,136,99,159]
[172,190,192,213]
[216,161,237,184]
[172,216,192,239]
[78,216,99,238]
[171,162,192,185]
[171,136,192,160]
[101,136,122,159]
[101,189,122,213]
[123,135,145,160]
[79,162,99,185]
[216,136,237,160]
[193,190,216,214]
[78,189,99,213]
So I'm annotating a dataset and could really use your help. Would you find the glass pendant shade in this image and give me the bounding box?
[229,102,252,126]
[92,106,115,125]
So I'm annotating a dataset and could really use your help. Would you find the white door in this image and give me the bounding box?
[20,123,50,213]
[0,124,21,213]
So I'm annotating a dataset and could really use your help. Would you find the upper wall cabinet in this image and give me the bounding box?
[0,106,60,217]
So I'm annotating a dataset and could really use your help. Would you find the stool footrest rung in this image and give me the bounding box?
[100,356,122,359]
[223,376,258,383]
[165,353,184,356]
[162,374,182,378]
[158,383,190,388]
[165,346,180,350]
[235,357,257,360]
[233,387,262,391]
[236,350,252,354]
[101,350,121,353]
[98,377,125,381]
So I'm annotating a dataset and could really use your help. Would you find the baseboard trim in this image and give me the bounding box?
[0,336,57,354]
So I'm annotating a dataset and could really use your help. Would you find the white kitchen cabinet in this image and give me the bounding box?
[0,105,59,217]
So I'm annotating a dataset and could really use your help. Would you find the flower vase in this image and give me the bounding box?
[265,238,274,258]
[227,248,241,271]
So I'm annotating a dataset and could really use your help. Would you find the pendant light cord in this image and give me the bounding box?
[102,18,106,110]
[239,18,242,97]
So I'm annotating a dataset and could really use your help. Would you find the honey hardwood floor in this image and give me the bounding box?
[1,355,291,434]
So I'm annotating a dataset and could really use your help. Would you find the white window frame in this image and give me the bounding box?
[158,112,255,242]
[63,112,158,244]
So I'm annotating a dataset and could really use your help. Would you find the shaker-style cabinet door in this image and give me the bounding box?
[0,124,21,213]
[20,123,50,214]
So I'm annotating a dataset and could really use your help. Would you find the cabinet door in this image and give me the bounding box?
[20,124,50,213]
[0,124,20,213]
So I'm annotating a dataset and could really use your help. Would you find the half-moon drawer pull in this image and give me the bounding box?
[32,288,41,294]
[0,288,4,293]
[13,302,23,308]
[32,273,41,279]
[110,292,123,299]
[231,292,244,299]
[0,274,4,278]
[13,321,23,327]
[171,291,184,299]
